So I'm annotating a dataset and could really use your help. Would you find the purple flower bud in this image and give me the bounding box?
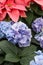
[32,17,43,33]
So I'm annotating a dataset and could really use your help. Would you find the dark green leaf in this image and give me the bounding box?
[20,45,37,57]
[20,45,37,65]
[31,4,43,16]
[4,62,14,65]
[20,56,29,65]
[0,40,18,55]
[25,11,34,26]
[5,53,20,62]
[0,56,4,64]
[0,40,20,62]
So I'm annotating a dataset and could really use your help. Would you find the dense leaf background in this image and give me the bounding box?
[0,3,43,65]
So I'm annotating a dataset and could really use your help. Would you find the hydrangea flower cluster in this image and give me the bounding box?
[0,21,12,39]
[11,21,32,47]
[0,21,32,47]
[32,17,43,48]
[35,32,43,48]
[30,50,43,65]
[32,17,43,33]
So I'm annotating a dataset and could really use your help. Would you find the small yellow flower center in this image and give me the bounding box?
[7,4,12,7]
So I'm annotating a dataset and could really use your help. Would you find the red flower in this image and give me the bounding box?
[0,0,32,22]
[0,0,6,21]
[34,0,43,10]
[15,0,31,6]
[0,0,6,4]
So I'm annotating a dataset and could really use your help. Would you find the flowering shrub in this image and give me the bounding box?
[0,0,43,65]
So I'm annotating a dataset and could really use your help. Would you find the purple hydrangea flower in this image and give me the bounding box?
[6,29,18,44]
[0,21,17,44]
[30,60,37,65]
[30,50,43,65]
[0,21,12,39]
[0,21,14,39]
[0,21,32,47]
[35,32,43,48]
[11,21,32,47]
[0,21,12,34]
[32,17,43,33]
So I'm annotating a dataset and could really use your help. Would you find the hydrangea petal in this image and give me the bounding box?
[35,50,42,55]
[34,32,43,48]
[34,55,43,65]
[32,17,43,33]
[0,30,5,39]
[30,50,43,65]
[30,60,37,65]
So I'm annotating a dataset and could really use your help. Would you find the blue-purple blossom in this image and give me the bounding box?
[0,21,12,39]
[0,21,17,44]
[32,17,43,33]
[0,21,12,34]
[0,21,32,47]
[6,29,18,44]
[35,32,43,48]
[30,50,43,65]
[11,21,32,47]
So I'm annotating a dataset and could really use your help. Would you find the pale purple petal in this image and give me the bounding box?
[32,17,43,33]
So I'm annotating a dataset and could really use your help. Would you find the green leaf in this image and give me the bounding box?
[19,45,37,57]
[20,45,37,65]
[4,62,14,65]
[31,4,43,16]
[25,11,34,26]
[20,53,35,65]
[0,49,4,54]
[0,40,18,55]
[0,40,20,62]
[20,56,29,65]
[5,53,20,62]
[0,56,4,64]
